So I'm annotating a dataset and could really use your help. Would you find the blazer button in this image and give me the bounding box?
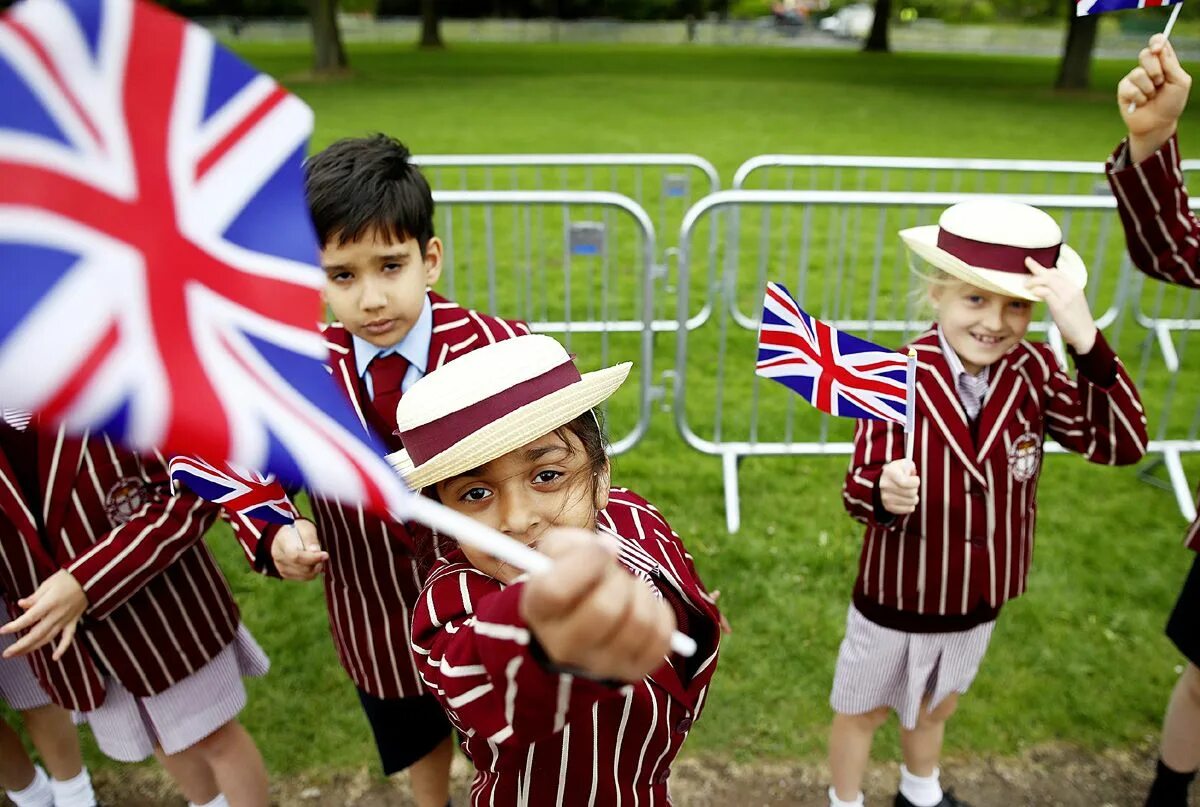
[970,535,986,546]
[968,486,984,498]
[674,716,693,734]
[655,767,671,785]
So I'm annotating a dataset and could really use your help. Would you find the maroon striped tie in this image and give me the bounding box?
[367,353,410,441]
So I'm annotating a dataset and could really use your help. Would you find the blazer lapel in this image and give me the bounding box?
[912,329,989,489]
[427,293,477,371]
[324,324,372,434]
[613,536,718,707]
[974,346,1032,464]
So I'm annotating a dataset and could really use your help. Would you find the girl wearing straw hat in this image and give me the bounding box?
[393,334,723,807]
[827,199,1149,807]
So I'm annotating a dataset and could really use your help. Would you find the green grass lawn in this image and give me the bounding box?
[44,42,1200,779]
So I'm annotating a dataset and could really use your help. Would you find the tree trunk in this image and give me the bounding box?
[420,0,443,49]
[1055,4,1098,90]
[309,0,347,73]
[548,0,560,42]
[863,0,891,53]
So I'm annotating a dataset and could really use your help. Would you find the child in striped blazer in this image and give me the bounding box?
[392,334,723,807]
[221,134,529,807]
[0,412,269,807]
[827,200,1149,807]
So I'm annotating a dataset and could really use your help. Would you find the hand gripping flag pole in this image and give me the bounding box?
[1127,4,1184,113]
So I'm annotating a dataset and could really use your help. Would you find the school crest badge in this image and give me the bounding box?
[1007,431,1041,482]
[104,477,151,527]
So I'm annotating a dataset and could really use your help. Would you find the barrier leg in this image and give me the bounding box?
[1163,447,1198,523]
[723,451,741,534]
[1156,322,1181,373]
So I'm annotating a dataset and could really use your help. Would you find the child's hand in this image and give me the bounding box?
[1024,258,1097,355]
[1120,34,1192,163]
[521,528,676,683]
[0,570,87,660]
[878,459,920,515]
[271,519,328,581]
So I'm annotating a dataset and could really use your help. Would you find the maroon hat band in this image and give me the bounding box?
[399,358,582,467]
[936,229,1061,275]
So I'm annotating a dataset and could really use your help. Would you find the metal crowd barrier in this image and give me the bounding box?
[431,190,658,455]
[730,154,1200,369]
[418,154,721,332]
[674,190,1200,532]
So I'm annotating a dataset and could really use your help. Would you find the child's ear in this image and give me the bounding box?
[927,282,943,311]
[593,461,611,511]
[423,236,444,287]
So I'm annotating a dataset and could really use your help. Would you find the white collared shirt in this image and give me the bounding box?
[937,328,990,421]
[352,294,433,398]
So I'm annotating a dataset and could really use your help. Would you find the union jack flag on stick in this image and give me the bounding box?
[1082,0,1187,113]
[756,282,917,457]
[167,457,299,526]
[1076,0,1182,16]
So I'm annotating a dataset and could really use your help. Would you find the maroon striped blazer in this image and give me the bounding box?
[843,327,1148,620]
[1108,134,1200,551]
[410,488,722,807]
[0,425,235,710]
[228,292,530,699]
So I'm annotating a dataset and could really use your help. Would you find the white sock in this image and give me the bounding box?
[898,764,943,807]
[50,767,96,807]
[189,796,230,807]
[828,785,865,807]
[7,765,54,807]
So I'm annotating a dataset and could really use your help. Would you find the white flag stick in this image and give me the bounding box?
[904,348,917,461]
[400,493,699,658]
[1128,3,1185,113]
[1164,1,1184,39]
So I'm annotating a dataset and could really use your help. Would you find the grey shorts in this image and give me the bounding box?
[0,619,53,712]
[829,605,995,730]
[79,624,269,761]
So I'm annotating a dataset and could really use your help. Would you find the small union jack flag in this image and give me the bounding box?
[0,0,411,518]
[1076,0,1181,16]
[756,282,910,425]
[168,457,298,525]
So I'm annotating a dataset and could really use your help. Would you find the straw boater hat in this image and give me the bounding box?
[898,199,1088,302]
[386,335,631,491]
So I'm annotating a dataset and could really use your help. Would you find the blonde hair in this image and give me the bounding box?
[906,252,964,318]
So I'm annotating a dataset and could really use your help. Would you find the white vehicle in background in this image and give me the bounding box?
[818,3,874,38]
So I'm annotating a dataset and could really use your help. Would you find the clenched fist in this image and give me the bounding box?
[521,529,676,683]
[878,459,921,516]
[271,520,327,581]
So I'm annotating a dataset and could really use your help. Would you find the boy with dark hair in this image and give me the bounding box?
[229,134,528,807]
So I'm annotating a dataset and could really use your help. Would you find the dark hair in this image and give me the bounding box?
[304,134,435,254]
[551,409,609,487]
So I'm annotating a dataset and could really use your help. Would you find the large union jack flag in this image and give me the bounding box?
[756,282,909,425]
[1076,0,1180,15]
[0,0,410,518]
